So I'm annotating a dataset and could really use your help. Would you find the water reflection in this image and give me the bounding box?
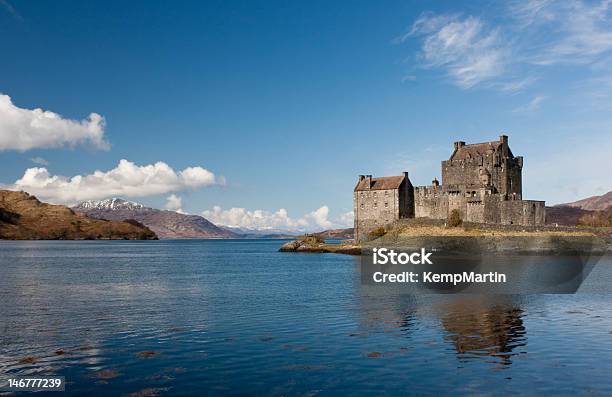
[436,298,526,366]
[1,241,611,396]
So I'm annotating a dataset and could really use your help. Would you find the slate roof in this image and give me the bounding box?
[450,140,512,161]
[354,175,405,191]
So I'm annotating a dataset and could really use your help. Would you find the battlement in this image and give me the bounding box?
[354,135,545,242]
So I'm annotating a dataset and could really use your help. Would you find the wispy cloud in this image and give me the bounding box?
[30,157,49,166]
[512,95,547,112]
[512,0,612,65]
[0,0,23,22]
[401,1,612,91]
[403,14,508,89]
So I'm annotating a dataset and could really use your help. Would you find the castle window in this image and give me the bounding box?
[374,202,377,208]
[385,202,388,208]
[360,203,364,209]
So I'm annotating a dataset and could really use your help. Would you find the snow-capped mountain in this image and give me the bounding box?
[73,198,238,239]
[74,198,146,211]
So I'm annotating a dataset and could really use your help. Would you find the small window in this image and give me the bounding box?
[385,202,388,208]
[373,202,377,208]
[360,204,364,209]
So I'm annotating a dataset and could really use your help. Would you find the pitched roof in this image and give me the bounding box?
[354,175,405,191]
[451,141,502,161]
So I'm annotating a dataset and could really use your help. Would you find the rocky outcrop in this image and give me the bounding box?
[0,191,157,240]
[314,228,354,240]
[279,235,361,255]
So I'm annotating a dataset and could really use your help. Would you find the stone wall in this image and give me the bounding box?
[414,189,545,226]
[442,158,485,189]
[466,202,485,223]
[354,178,414,242]
[414,186,447,219]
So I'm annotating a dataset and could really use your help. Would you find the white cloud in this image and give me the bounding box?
[0,94,108,151]
[202,205,349,232]
[511,0,612,65]
[30,157,49,166]
[405,14,509,89]
[402,1,612,91]
[512,95,547,112]
[303,206,333,229]
[6,159,221,204]
[337,211,354,228]
[165,194,183,212]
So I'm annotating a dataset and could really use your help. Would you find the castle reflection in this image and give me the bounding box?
[437,298,526,366]
[356,288,527,367]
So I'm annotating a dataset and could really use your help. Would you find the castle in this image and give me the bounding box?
[354,135,545,242]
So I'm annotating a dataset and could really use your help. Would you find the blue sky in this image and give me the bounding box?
[1,1,611,231]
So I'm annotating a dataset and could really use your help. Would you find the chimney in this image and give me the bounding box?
[358,175,365,182]
[403,171,409,179]
[454,141,465,150]
[500,134,508,144]
[432,177,439,187]
[364,175,372,189]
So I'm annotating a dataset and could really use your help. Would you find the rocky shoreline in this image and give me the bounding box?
[279,227,612,256]
[279,236,361,255]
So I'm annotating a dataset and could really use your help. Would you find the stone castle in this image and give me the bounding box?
[354,135,545,242]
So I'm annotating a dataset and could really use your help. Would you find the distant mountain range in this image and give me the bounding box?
[220,225,303,239]
[556,191,612,211]
[546,190,612,226]
[0,191,157,240]
[73,198,238,239]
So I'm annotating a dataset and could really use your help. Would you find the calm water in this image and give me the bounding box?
[1,240,611,396]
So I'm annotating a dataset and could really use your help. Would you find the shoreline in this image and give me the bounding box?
[279,222,612,255]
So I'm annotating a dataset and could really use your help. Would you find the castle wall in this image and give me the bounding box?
[504,157,523,197]
[354,188,399,242]
[400,178,415,219]
[354,178,416,242]
[414,186,447,220]
[466,202,485,223]
[448,192,466,219]
[442,158,483,189]
[500,199,545,226]
[414,190,545,227]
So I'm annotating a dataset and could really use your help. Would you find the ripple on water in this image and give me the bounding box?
[1,241,611,396]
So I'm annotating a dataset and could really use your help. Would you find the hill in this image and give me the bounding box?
[0,191,157,240]
[545,206,594,226]
[314,228,354,240]
[557,191,612,211]
[73,198,238,239]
